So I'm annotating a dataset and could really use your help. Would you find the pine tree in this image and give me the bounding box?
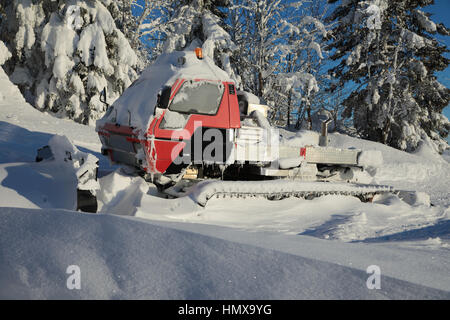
[229,0,328,127]
[229,0,283,102]
[0,0,141,125]
[127,0,171,62]
[0,40,11,66]
[326,0,450,153]
[108,0,149,66]
[160,0,238,82]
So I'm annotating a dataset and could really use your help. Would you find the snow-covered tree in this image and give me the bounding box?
[326,0,450,153]
[132,0,184,62]
[228,0,328,127]
[228,0,283,102]
[278,1,329,129]
[0,40,11,66]
[0,0,140,125]
[108,0,152,65]
[128,0,238,81]
[156,0,238,82]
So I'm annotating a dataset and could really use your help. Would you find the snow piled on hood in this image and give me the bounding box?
[96,48,232,134]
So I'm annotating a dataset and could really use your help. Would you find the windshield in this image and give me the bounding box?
[169,80,224,115]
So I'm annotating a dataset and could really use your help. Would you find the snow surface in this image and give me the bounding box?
[358,149,383,169]
[1,66,450,299]
[2,207,449,299]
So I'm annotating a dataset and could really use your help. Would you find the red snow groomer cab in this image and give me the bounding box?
[96,48,393,204]
[99,77,242,178]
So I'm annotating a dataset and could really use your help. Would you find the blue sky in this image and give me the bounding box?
[423,1,450,141]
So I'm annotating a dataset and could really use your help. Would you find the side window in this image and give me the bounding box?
[237,94,248,116]
[160,109,190,130]
[157,86,171,109]
[169,81,224,115]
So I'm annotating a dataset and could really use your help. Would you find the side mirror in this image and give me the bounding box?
[100,87,109,108]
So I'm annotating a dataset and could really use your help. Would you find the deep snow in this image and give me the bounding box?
[1,207,449,299]
[0,66,449,299]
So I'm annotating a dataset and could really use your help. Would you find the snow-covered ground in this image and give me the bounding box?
[1,67,449,299]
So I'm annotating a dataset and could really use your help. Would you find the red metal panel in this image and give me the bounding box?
[226,82,241,129]
[170,79,184,100]
[155,159,173,174]
[153,79,235,140]
[98,131,110,137]
[148,117,158,136]
[151,140,186,173]
[148,78,242,174]
[153,140,185,160]
[102,123,135,135]
[300,147,306,157]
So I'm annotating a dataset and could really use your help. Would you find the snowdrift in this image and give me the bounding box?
[1,207,449,299]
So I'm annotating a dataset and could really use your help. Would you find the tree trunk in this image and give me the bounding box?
[382,118,391,145]
[286,90,292,127]
[258,71,263,99]
[306,102,312,130]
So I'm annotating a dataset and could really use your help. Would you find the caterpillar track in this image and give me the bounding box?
[165,180,395,206]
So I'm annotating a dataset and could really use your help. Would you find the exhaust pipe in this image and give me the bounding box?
[319,118,332,147]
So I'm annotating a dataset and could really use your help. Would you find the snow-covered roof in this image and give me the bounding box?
[96,49,232,133]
